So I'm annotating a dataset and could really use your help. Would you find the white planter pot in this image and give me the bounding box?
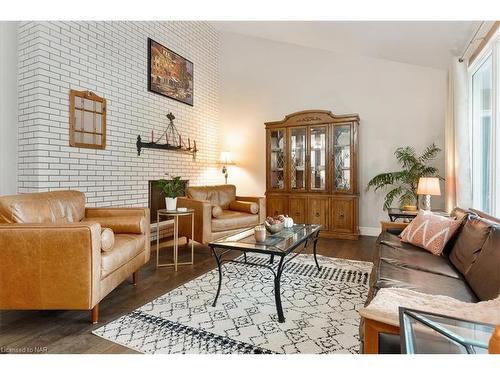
[165,197,177,211]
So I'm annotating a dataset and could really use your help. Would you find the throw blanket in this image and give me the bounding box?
[359,288,500,327]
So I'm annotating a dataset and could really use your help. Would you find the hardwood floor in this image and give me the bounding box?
[0,236,376,354]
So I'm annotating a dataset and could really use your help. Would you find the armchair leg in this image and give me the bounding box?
[132,271,138,285]
[91,304,99,324]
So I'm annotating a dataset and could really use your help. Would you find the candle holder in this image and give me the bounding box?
[136,112,198,159]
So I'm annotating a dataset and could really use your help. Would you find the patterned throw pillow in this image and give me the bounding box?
[400,210,461,255]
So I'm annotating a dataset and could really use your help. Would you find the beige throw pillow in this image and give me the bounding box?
[212,205,223,218]
[101,227,115,252]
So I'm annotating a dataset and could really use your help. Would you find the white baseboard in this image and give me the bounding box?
[359,226,381,237]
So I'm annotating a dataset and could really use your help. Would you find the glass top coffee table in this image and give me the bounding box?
[208,224,321,323]
[399,307,495,354]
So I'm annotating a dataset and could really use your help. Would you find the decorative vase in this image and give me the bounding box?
[165,197,177,211]
[264,221,284,234]
[283,216,294,228]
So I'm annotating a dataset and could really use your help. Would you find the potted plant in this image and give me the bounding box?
[156,176,184,211]
[366,143,442,211]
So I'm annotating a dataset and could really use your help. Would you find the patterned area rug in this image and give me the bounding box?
[93,254,373,354]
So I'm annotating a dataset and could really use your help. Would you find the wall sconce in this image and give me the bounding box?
[219,151,235,184]
[417,177,441,211]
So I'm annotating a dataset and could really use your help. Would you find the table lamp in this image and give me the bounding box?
[417,177,441,211]
[219,151,234,184]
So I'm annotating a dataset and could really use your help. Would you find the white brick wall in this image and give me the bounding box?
[17,21,221,211]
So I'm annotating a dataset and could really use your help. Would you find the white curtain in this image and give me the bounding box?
[445,58,473,211]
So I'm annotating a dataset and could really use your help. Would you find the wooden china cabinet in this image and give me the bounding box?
[265,110,359,239]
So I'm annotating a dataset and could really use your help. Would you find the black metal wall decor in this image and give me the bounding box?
[136,112,198,159]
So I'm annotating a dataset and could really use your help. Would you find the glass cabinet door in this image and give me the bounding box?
[289,127,306,191]
[309,126,327,191]
[268,129,286,190]
[333,124,352,192]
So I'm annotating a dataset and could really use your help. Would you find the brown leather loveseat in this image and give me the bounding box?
[0,190,150,323]
[178,184,265,244]
[361,208,500,353]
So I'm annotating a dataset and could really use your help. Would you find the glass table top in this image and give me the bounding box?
[209,224,321,255]
[400,308,495,354]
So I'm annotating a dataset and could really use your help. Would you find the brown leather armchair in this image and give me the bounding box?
[178,185,265,244]
[0,190,150,323]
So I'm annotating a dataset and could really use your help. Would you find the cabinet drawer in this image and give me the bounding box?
[288,198,307,224]
[308,197,329,230]
[331,197,354,233]
[266,196,288,217]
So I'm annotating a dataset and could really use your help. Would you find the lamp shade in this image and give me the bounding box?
[417,177,441,196]
[219,151,234,165]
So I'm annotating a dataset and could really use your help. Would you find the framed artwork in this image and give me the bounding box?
[148,38,194,106]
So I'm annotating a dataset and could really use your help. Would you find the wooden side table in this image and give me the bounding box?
[156,209,194,271]
[387,208,449,222]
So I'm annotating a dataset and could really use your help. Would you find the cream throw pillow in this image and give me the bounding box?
[101,227,115,252]
[212,205,223,218]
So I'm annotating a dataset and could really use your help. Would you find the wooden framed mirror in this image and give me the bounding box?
[69,90,107,149]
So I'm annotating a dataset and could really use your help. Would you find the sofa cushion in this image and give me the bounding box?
[469,208,500,224]
[400,210,461,255]
[0,190,85,224]
[101,234,146,278]
[211,210,259,232]
[464,225,500,301]
[229,200,259,214]
[375,258,478,302]
[379,239,461,279]
[450,207,468,221]
[449,215,492,275]
[442,210,469,256]
[187,185,236,209]
[82,215,146,234]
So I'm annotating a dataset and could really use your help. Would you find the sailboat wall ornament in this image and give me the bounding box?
[136,112,198,159]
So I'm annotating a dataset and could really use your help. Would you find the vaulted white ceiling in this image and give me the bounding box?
[212,21,480,69]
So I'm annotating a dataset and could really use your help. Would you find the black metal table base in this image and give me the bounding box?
[209,230,321,323]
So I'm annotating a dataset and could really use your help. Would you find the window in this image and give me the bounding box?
[471,54,493,213]
[469,36,500,216]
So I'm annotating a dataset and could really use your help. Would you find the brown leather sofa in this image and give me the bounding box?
[0,190,150,323]
[178,184,265,244]
[362,208,500,353]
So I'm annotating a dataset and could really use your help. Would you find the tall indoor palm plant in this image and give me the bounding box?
[366,143,442,210]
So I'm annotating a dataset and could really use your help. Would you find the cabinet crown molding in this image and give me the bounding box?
[265,109,360,128]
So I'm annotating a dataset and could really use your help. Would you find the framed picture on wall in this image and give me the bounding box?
[147,38,194,106]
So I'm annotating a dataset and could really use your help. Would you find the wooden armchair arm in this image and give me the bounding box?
[380,221,409,233]
[363,318,400,354]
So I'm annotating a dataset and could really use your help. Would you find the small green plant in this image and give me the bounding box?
[156,176,184,198]
[366,143,442,210]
